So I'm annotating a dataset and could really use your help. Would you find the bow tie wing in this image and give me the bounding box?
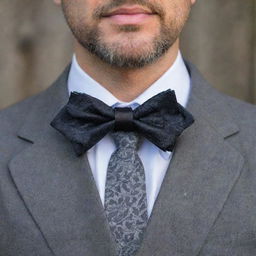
[51,92,115,155]
[133,90,194,151]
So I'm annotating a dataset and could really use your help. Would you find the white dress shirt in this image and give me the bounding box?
[68,51,191,216]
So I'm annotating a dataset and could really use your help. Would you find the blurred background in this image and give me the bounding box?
[0,0,255,110]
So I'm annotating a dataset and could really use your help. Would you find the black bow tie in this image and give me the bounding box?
[51,89,194,156]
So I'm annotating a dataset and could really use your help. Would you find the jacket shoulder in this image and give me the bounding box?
[220,93,256,164]
[0,95,38,135]
[224,94,256,129]
[0,65,70,136]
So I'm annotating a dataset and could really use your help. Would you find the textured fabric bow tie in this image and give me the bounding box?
[51,89,194,156]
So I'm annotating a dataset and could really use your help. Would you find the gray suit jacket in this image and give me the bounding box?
[0,62,256,256]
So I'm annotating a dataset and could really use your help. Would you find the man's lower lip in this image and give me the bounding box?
[103,13,155,25]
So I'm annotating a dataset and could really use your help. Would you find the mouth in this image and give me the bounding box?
[102,5,157,25]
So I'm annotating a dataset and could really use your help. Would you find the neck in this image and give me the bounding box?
[75,39,180,102]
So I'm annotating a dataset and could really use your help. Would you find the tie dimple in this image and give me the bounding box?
[105,131,148,256]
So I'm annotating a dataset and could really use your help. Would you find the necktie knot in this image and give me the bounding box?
[112,131,141,151]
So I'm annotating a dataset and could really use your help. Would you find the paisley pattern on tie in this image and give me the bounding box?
[104,132,148,256]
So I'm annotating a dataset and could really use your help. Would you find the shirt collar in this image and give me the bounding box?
[68,51,190,108]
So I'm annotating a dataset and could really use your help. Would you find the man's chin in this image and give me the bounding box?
[81,33,172,68]
[113,48,153,58]
[104,40,156,57]
[98,52,161,69]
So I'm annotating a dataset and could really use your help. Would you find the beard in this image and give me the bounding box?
[62,0,190,69]
[74,24,177,69]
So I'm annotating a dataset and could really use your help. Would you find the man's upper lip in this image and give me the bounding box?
[103,6,155,17]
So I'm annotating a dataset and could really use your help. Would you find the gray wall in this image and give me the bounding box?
[0,0,255,110]
[181,0,256,103]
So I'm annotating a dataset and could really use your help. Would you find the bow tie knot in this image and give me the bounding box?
[51,90,194,156]
[114,107,134,131]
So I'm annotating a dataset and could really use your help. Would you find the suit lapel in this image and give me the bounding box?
[137,62,244,256]
[8,67,117,256]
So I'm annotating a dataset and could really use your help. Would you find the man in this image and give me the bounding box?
[0,0,256,255]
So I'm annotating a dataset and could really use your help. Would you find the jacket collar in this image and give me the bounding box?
[17,65,70,143]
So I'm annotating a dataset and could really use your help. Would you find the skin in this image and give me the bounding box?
[53,0,196,101]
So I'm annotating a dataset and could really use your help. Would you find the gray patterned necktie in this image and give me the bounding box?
[104,131,148,256]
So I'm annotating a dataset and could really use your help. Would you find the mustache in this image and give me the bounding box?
[93,0,165,19]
